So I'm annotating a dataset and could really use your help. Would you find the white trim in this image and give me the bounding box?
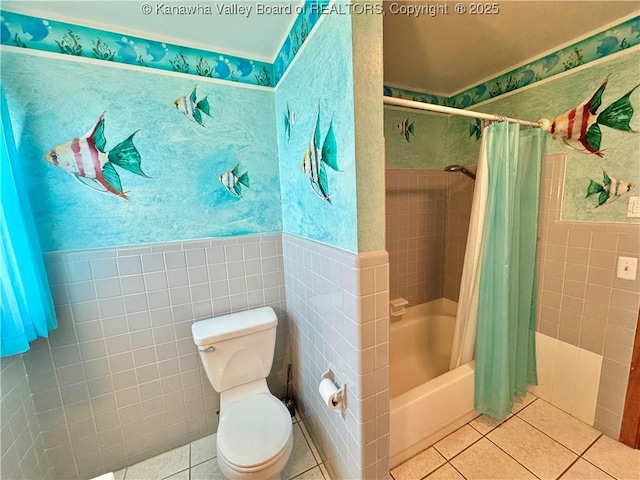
[269,0,306,64]
[1,4,275,62]
[383,81,449,99]
[273,1,331,90]
[0,45,274,92]
[469,45,640,110]
[383,104,450,118]
[447,11,640,98]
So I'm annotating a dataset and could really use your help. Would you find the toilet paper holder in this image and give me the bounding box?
[321,368,346,407]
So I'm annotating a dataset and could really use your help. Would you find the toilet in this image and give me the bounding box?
[192,307,293,480]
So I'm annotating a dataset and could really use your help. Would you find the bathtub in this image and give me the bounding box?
[389,299,477,467]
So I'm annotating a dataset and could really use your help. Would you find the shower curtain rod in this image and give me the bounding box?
[383,96,543,128]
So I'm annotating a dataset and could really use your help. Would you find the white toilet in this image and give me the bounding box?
[192,307,293,480]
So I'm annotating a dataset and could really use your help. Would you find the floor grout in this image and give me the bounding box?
[392,394,637,480]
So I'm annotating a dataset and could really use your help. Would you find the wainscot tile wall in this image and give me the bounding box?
[282,233,390,480]
[386,169,474,307]
[536,153,640,438]
[0,355,51,479]
[7,234,288,480]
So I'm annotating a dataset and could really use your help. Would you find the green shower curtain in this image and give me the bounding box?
[474,121,544,419]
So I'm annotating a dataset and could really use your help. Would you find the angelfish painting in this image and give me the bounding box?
[44,113,147,199]
[302,107,340,204]
[586,169,634,207]
[539,77,640,157]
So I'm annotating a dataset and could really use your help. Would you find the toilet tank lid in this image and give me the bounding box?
[192,307,277,346]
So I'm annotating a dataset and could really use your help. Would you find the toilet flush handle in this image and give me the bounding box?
[198,346,216,353]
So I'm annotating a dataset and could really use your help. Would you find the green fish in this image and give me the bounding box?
[586,169,633,207]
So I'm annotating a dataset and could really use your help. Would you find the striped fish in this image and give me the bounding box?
[174,87,211,126]
[44,114,147,199]
[219,164,249,198]
[586,169,634,207]
[540,78,639,157]
[302,109,339,204]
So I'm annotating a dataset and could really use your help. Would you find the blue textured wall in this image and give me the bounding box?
[275,13,358,252]
[2,51,281,252]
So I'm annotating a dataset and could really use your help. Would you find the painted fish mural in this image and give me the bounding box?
[586,169,634,207]
[219,164,249,198]
[43,114,147,199]
[397,118,415,143]
[302,108,339,204]
[174,87,212,126]
[539,78,640,157]
[284,103,296,141]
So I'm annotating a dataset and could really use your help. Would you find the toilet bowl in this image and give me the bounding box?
[217,392,293,479]
[192,307,293,479]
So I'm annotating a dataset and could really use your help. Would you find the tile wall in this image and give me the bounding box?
[282,234,390,480]
[7,234,288,480]
[0,356,50,479]
[536,153,640,438]
[386,169,474,307]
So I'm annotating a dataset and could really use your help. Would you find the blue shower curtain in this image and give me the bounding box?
[474,121,544,418]
[1,88,57,357]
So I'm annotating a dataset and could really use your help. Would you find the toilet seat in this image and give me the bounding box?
[217,393,293,471]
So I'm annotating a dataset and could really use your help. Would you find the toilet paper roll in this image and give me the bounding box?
[319,378,341,410]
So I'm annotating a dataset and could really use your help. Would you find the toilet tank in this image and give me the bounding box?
[192,307,278,393]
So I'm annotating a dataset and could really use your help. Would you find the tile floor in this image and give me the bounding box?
[391,393,640,480]
[112,417,331,480]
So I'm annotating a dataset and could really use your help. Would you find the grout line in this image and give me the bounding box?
[483,435,543,480]
[514,402,598,456]
[447,460,469,480]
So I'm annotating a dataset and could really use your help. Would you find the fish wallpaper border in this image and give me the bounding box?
[0,1,331,88]
[384,15,640,109]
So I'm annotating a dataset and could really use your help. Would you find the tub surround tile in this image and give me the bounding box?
[390,447,446,480]
[433,425,481,460]
[450,438,536,480]
[487,416,577,479]
[582,435,640,480]
[516,399,601,455]
[560,458,614,480]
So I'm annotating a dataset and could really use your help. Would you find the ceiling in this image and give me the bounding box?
[2,0,302,61]
[383,1,640,96]
[3,1,638,90]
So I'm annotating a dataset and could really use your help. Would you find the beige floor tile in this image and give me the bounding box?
[517,399,600,454]
[426,463,465,479]
[433,425,482,460]
[391,447,446,480]
[124,445,190,480]
[191,433,217,466]
[469,413,511,435]
[560,459,614,480]
[487,416,577,479]
[190,458,226,480]
[292,466,325,479]
[583,435,640,480]
[511,392,537,414]
[282,423,319,480]
[451,438,536,479]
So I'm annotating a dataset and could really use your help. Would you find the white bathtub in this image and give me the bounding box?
[389,299,477,467]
